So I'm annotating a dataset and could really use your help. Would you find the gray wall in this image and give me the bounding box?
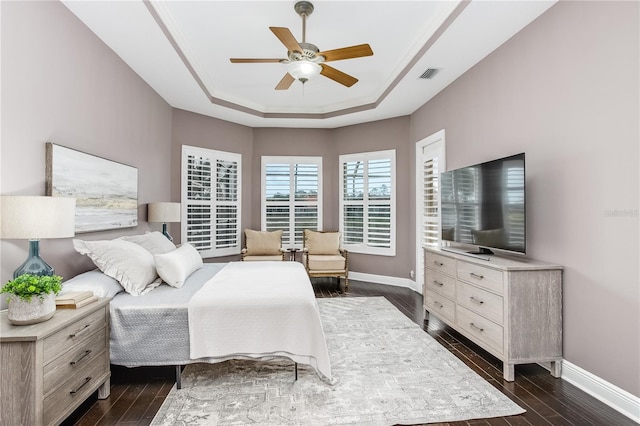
[1,0,638,400]
[0,1,173,289]
[409,0,639,396]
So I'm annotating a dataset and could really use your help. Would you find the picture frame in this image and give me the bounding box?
[46,143,138,233]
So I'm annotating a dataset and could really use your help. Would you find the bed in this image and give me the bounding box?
[107,261,332,386]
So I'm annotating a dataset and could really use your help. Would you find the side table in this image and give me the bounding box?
[0,298,111,426]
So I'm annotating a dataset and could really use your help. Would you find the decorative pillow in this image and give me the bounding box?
[59,269,124,298]
[73,239,161,296]
[154,243,203,288]
[305,230,341,255]
[120,231,176,255]
[244,229,283,255]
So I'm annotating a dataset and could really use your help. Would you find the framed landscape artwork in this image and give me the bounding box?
[46,143,138,233]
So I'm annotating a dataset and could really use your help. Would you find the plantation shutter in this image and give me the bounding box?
[262,157,322,248]
[340,150,396,256]
[182,145,241,258]
[422,156,440,247]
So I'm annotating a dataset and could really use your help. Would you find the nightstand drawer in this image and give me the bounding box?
[425,270,456,299]
[457,261,503,294]
[43,327,107,396]
[43,308,106,362]
[456,305,503,355]
[425,293,455,324]
[43,354,109,426]
[456,281,504,325]
[425,252,456,276]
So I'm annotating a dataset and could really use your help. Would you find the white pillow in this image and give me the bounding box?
[154,243,203,288]
[73,239,161,296]
[120,231,176,255]
[59,269,124,298]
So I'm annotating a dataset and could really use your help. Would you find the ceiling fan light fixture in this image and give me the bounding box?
[287,60,321,83]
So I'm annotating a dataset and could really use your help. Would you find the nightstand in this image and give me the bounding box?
[0,298,111,426]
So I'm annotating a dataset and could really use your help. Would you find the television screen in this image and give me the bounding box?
[440,153,525,254]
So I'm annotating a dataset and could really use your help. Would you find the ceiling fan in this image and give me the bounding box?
[230,1,373,90]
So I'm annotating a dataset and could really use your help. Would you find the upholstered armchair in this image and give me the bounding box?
[241,229,286,261]
[302,229,349,291]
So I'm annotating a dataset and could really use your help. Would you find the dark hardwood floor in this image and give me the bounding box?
[62,280,634,426]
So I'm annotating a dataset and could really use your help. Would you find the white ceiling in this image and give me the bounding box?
[61,0,556,129]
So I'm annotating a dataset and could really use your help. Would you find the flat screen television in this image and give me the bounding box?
[440,153,525,255]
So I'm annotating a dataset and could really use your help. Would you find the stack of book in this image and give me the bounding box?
[55,291,98,309]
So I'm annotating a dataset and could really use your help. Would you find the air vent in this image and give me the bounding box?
[419,68,440,79]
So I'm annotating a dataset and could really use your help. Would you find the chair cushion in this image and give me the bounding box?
[243,255,284,261]
[305,230,341,255]
[306,254,346,271]
[244,229,282,255]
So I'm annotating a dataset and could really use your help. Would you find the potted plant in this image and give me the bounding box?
[1,274,62,325]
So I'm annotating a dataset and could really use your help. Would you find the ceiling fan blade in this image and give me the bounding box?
[270,27,303,53]
[275,73,295,90]
[320,64,358,87]
[230,58,284,63]
[318,44,373,62]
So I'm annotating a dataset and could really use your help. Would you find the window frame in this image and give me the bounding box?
[181,145,242,258]
[339,149,396,256]
[261,156,323,249]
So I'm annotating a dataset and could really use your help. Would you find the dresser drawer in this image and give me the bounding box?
[424,293,455,324]
[425,251,456,276]
[456,305,503,355]
[43,354,109,426]
[43,327,107,396]
[425,270,456,299]
[456,281,504,325]
[43,308,107,362]
[457,261,503,294]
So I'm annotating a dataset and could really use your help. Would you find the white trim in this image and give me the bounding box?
[415,130,446,294]
[561,360,640,423]
[349,271,419,293]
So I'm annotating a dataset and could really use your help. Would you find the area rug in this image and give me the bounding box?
[151,297,524,425]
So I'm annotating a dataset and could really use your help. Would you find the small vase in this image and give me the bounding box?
[7,293,56,325]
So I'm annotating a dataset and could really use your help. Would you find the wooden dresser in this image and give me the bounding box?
[423,246,562,381]
[1,298,111,426]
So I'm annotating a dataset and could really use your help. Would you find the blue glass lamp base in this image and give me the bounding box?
[14,240,54,279]
[162,223,174,242]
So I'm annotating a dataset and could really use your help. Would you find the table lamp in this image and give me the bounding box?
[1,195,76,278]
[147,202,181,242]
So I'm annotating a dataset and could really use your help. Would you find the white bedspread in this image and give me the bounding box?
[188,261,332,380]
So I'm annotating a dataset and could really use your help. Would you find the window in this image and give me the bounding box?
[262,157,322,248]
[339,150,395,256]
[181,145,241,258]
[416,130,445,290]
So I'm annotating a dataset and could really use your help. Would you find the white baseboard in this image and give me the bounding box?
[561,360,640,423]
[349,271,419,293]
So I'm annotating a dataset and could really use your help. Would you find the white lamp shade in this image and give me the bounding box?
[287,61,322,81]
[0,196,76,239]
[148,202,181,223]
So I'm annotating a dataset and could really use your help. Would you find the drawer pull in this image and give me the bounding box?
[433,261,444,267]
[470,296,484,305]
[434,301,444,309]
[433,280,444,287]
[70,376,92,395]
[469,322,485,333]
[469,272,484,280]
[70,350,92,366]
[69,324,91,339]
